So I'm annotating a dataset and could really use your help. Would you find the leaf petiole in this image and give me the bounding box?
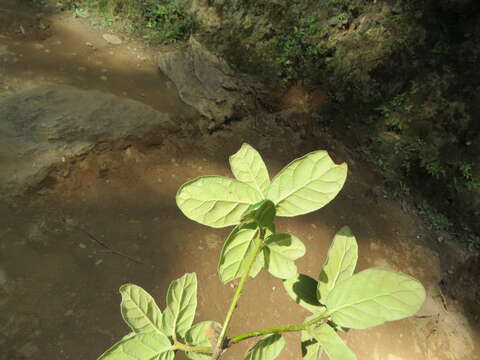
[230,311,331,344]
[171,341,212,353]
[214,229,265,358]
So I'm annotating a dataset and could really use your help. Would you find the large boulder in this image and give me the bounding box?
[158,37,260,130]
[0,85,174,195]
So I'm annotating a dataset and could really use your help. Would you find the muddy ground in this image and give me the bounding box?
[0,1,479,359]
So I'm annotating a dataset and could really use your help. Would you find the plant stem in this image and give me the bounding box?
[230,311,331,344]
[213,229,265,359]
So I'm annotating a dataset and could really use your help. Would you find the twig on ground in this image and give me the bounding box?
[80,227,146,265]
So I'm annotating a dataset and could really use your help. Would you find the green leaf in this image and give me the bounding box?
[185,321,221,360]
[245,334,285,360]
[267,151,347,217]
[162,273,198,338]
[309,324,357,360]
[218,223,259,284]
[176,176,262,228]
[249,246,266,278]
[229,143,270,197]
[301,330,323,360]
[241,200,276,228]
[283,274,326,314]
[326,269,426,329]
[159,352,175,360]
[318,226,358,302]
[265,233,306,279]
[98,332,172,360]
[119,284,163,334]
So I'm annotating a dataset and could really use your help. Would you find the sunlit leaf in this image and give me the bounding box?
[218,224,259,284]
[229,143,270,198]
[318,226,358,302]
[265,233,306,279]
[326,269,426,329]
[267,151,347,217]
[283,274,326,314]
[245,334,285,360]
[177,176,262,228]
[159,351,175,360]
[119,284,163,335]
[98,332,172,360]
[309,323,357,360]
[162,273,198,338]
[185,321,220,360]
[301,330,323,360]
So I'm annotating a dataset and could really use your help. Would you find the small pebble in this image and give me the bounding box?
[100,75,108,81]
[79,243,86,249]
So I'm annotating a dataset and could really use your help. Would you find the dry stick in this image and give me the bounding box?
[80,227,146,265]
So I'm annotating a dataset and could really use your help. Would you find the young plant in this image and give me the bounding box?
[98,144,426,360]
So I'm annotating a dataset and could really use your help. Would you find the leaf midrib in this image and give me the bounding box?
[127,289,163,335]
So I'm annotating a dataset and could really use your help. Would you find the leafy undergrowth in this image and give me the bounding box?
[34,0,480,249]
[39,0,195,44]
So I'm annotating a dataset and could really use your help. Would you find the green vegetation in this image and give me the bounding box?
[98,144,425,359]
[41,0,480,247]
[53,0,194,43]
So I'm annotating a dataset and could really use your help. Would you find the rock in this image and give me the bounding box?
[0,45,15,57]
[17,342,39,358]
[0,86,175,196]
[0,267,7,286]
[158,37,261,129]
[100,75,108,81]
[102,34,122,45]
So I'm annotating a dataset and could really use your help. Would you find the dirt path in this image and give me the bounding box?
[0,1,479,360]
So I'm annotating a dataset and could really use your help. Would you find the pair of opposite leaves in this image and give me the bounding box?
[283,226,426,360]
[99,273,219,360]
[176,144,348,283]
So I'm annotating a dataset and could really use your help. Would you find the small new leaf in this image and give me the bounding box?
[318,226,358,302]
[230,143,271,198]
[176,176,262,228]
[241,200,276,229]
[265,233,306,279]
[119,284,163,335]
[98,332,172,360]
[267,151,347,217]
[162,273,198,339]
[309,324,357,360]
[245,334,285,360]
[326,269,426,329]
[283,274,326,314]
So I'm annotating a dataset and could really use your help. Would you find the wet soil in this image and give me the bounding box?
[0,1,479,359]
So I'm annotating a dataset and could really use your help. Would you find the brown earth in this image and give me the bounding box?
[0,1,479,360]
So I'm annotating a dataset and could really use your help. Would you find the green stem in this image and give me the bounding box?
[214,229,265,359]
[230,311,331,344]
[172,341,212,353]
